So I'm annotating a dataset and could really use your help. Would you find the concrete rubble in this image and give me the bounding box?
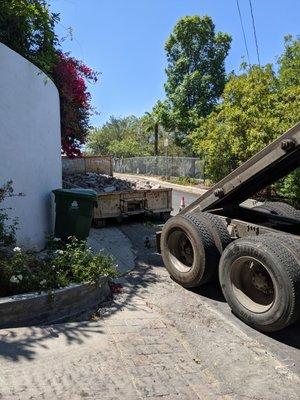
[63,172,161,193]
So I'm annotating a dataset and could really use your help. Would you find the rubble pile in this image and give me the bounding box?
[63,173,161,193]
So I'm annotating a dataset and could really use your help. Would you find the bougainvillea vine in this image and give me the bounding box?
[52,51,99,158]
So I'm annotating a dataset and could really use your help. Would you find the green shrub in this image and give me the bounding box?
[161,176,198,186]
[0,237,117,297]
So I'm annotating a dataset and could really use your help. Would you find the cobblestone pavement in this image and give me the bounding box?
[0,222,299,399]
[0,285,224,399]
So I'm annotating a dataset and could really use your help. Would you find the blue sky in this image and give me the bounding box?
[51,0,300,127]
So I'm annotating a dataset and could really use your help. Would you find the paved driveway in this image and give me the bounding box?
[0,221,299,399]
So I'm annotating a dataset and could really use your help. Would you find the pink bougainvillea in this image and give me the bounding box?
[53,52,98,158]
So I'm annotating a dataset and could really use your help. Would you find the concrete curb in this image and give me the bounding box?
[113,172,208,195]
[0,277,110,329]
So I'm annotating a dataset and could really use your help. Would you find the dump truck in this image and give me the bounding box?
[159,122,300,333]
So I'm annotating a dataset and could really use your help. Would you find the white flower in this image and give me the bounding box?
[13,247,21,252]
[51,265,56,270]
[10,275,19,283]
[53,237,61,242]
[17,274,23,281]
[40,279,47,286]
[55,250,64,255]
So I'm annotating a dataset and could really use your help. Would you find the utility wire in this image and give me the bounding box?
[236,0,251,66]
[249,0,261,66]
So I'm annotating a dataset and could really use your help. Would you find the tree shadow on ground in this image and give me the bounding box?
[0,321,105,362]
[0,223,161,363]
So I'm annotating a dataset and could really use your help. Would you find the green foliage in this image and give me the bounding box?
[278,35,300,88]
[143,102,187,155]
[164,15,231,137]
[87,112,186,158]
[47,236,117,285]
[191,36,300,200]
[162,176,198,186]
[107,138,151,158]
[0,0,59,76]
[191,65,280,181]
[0,237,117,297]
[151,101,174,132]
[275,36,300,201]
[0,181,20,247]
[276,169,300,206]
[87,116,153,157]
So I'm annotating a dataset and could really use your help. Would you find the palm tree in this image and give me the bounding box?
[144,112,160,156]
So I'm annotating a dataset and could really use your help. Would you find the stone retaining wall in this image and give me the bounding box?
[0,278,110,329]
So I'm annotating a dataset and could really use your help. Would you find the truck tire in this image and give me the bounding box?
[219,234,300,332]
[267,233,300,260]
[253,201,300,220]
[190,210,232,253]
[160,213,220,288]
[202,212,232,250]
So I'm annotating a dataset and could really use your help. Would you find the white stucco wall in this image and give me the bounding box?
[0,43,62,250]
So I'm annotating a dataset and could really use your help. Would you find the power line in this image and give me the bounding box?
[249,0,261,66]
[236,0,251,66]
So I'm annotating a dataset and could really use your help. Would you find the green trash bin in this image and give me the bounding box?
[53,188,97,241]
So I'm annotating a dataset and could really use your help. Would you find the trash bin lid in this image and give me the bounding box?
[53,188,98,200]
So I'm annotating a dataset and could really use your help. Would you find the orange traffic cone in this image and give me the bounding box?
[179,196,185,211]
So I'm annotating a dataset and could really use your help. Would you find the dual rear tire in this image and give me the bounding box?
[160,211,231,288]
[219,234,300,332]
[160,211,300,332]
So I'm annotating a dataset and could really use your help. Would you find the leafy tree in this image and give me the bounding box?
[191,36,300,200]
[0,0,59,76]
[87,113,185,158]
[164,15,231,138]
[141,102,187,156]
[142,112,160,156]
[0,0,99,158]
[191,65,280,181]
[107,138,151,158]
[87,116,152,157]
[278,35,300,88]
[275,36,300,201]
